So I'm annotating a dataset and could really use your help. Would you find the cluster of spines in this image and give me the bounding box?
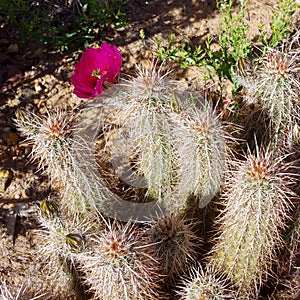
[0,280,47,300]
[14,56,300,299]
[95,63,229,213]
[236,42,300,149]
[144,213,200,283]
[171,103,228,208]
[15,108,77,182]
[37,199,94,298]
[208,147,295,297]
[176,264,236,300]
[14,108,112,214]
[76,218,161,300]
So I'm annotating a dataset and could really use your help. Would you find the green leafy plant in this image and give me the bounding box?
[197,0,252,86]
[154,0,252,88]
[259,0,299,48]
[217,0,252,63]
[154,34,206,69]
[153,0,300,97]
[0,0,128,51]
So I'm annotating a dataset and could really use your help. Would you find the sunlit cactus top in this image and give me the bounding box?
[265,49,297,75]
[245,157,271,184]
[129,63,173,101]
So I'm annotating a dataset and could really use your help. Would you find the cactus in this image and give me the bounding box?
[15,108,79,183]
[14,108,110,214]
[236,44,300,148]
[15,62,228,218]
[37,203,95,299]
[275,202,300,299]
[97,63,182,207]
[176,264,236,300]
[0,280,45,300]
[172,102,228,208]
[76,218,161,300]
[209,147,295,297]
[144,213,200,282]
[92,63,228,213]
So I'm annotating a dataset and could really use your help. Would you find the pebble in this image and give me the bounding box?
[0,169,13,192]
[21,87,35,100]
[33,48,43,57]
[7,43,19,54]
[1,152,10,163]
[3,131,19,145]
[0,39,9,46]
[6,98,21,107]
[16,161,26,168]
[34,82,43,92]
[14,193,21,199]
[48,87,58,96]
[0,118,7,126]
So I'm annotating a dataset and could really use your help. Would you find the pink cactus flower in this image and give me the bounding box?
[71,43,122,98]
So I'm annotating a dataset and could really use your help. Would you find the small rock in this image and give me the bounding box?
[0,169,13,192]
[3,126,11,132]
[21,87,35,100]
[16,161,26,168]
[34,82,43,92]
[6,98,21,107]
[48,87,58,96]
[3,131,19,145]
[6,210,17,244]
[7,43,19,54]
[0,39,9,46]
[0,53,23,91]
[33,47,43,57]
[0,118,7,126]
[14,193,21,199]
[1,152,10,163]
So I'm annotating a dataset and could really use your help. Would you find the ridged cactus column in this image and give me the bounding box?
[94,63,229,214]
[236,45,300,149]
[209,148,295,297]
[144,213,200,283]
[172,103,228,208]
[76,219,161,300]
[15,108,109,214]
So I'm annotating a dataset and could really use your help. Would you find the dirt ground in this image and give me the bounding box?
[0,0,299,299]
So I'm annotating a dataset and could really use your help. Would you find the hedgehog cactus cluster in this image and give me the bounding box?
[91,62,228,213]
[13,39,300,299]
[236,43,300,150]
[208,149,295,297]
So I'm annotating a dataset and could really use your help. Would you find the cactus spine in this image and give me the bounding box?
[76,219,161,300]
[95,63,228,212]
[176,265,236,300]
[209,148,295,297]
[236,44,300,148]
[144,213,200,282]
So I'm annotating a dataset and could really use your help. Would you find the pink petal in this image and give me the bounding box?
[92,77,105,97]
[70,43,122,98]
